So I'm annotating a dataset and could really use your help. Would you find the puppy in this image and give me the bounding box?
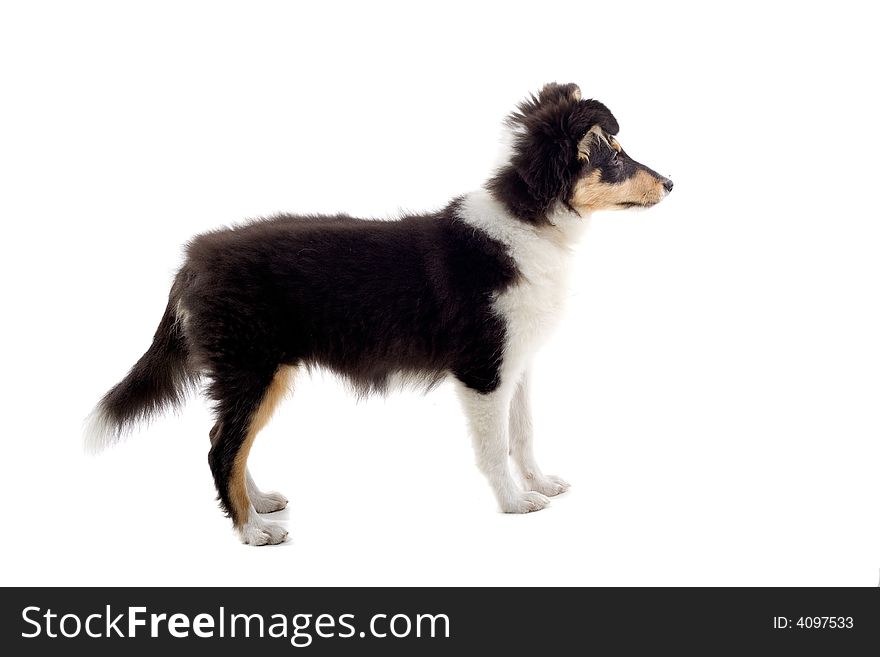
[86,82,672,545]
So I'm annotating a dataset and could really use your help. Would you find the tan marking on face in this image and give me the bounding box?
[230,365,294,526]
[609,137,622,153]
[570,168,667,213]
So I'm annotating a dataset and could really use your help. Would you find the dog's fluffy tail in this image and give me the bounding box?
[84,291,196,454]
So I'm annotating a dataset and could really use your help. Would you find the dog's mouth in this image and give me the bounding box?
[616,200,657,209]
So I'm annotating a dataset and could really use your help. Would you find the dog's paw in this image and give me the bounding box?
[501,491,551,514]
[252,490,288,514]
[238,517,288,546]
[527,474,570,497]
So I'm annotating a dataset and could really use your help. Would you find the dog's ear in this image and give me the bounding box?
[573,100,621,163]
[573,99,619,137]
[575,101,620,162]
[577,125,604,162]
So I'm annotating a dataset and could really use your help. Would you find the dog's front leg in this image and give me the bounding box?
[456,381,550,513]
[508,370,570,497]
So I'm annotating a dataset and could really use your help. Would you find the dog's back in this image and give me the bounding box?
[177,203,518,395]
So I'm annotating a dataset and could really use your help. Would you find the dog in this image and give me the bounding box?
[85,82,672,545]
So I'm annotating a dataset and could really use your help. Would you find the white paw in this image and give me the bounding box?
[501,490,551,514]
[252,491,288,514]
[527,474,570,497]
[238,516,288,546]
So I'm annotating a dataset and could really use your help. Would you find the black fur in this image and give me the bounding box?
[179,200,518,395]
[96,294,196,433]
[592,141,668,188]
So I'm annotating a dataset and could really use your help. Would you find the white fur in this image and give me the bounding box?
[238,505,288,545]
[246,470,288,514]
[491,120,528,173]
[509,371,570,496]
[458,190,587,380]
[82,404,119,455]
[455,381,550,513]
[453,191,587,511]
[174,298,192,333]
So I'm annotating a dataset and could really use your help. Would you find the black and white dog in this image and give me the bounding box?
[86,83,672,545]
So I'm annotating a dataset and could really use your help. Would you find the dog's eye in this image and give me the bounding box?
[610,151,619,163]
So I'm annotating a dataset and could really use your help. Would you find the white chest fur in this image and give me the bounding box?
[457,191,588,382]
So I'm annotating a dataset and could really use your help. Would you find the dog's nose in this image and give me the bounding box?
[662,177,674,193]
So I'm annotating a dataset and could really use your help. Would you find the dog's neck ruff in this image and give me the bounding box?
[457,190,590,253]
[456,190,583,384]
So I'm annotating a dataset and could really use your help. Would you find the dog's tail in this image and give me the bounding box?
[84,288,196,454]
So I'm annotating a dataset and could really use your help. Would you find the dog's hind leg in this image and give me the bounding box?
[508,370,570,497]
[209,422,289,515]
[455,378,550,514]
[208,365,293,545]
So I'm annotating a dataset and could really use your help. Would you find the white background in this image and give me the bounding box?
[1,1,878,586]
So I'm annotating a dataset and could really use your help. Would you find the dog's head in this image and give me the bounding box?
[488,83,672,223]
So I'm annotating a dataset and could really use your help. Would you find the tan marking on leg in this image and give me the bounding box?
[229,366,294,526]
